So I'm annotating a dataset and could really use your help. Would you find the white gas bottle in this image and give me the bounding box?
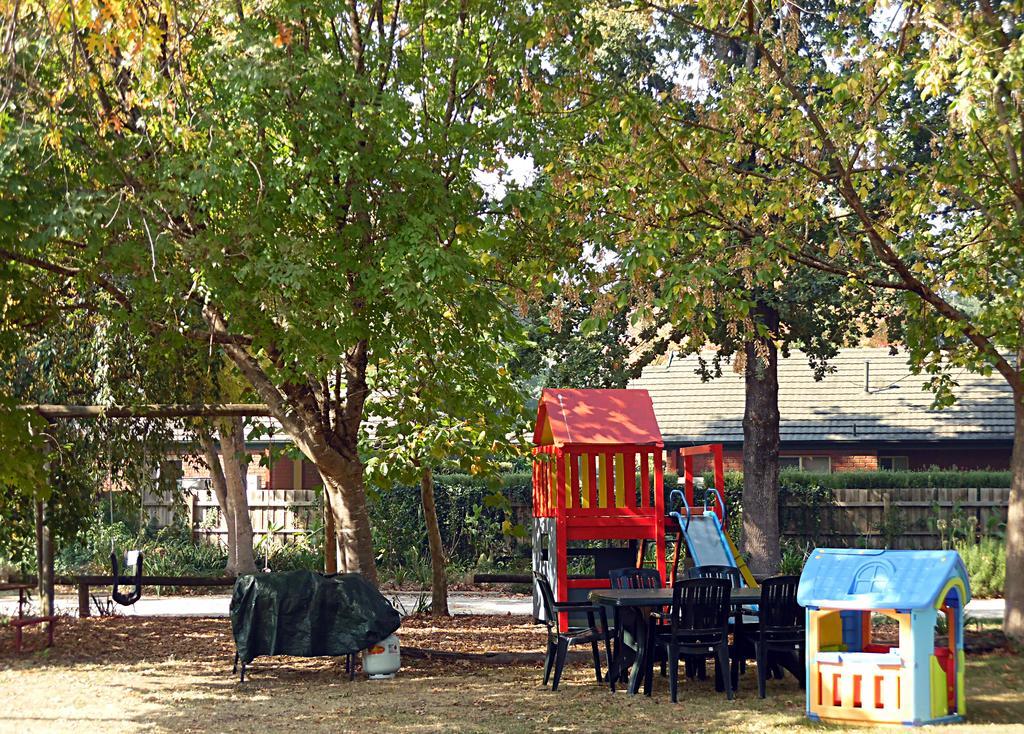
[363,634,401,679]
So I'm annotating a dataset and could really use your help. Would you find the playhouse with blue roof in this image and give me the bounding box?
[797,548,970,726]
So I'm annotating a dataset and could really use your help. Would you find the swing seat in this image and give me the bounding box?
[110,550,144,606]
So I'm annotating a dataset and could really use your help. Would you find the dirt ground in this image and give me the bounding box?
[1,615,1022,733]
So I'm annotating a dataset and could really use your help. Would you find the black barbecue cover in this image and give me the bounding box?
[230,571,401,664]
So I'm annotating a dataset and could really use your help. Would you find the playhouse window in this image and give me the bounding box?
[852,562,892,595]
[868,611,900,649]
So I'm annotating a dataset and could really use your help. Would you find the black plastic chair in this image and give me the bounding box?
[684,565,749,681]
[647,577,733,702]
[533,572,612,691]
[609,567,663,590]
[685,564,743,588]
[607,567,664,688]
[754,575,805,697]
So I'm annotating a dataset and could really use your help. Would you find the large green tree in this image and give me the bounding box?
[516,290,636,392]
[2,0,556,583]
[530,5,892,574]
[569,0,1024,640]
[364,307,529,615]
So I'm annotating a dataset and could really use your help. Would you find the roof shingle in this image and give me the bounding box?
[629,347,1015,444]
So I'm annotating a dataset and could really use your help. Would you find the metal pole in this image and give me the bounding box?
[35,500,44,602]
[41,500,54,616]
[39,429,55,616]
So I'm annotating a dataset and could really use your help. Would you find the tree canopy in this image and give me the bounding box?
[529,0,1024,639]
[1,0,562,581]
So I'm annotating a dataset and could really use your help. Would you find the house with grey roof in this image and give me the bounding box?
[629,347,1014,473]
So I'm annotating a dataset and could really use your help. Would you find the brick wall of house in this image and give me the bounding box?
[269,456,292,489]
[829,452,878,472]
[180,441,1012,491]
[180,451,333,490]
[673,450,744,475]
[181,450,272,488]
[679,448,876,474]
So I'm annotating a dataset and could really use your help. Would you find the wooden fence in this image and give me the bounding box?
[143,484,1011,551]
[780,486,1010,549]
[143,484,318,546]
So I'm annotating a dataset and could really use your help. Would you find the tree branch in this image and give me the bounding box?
[755,37,1022,391]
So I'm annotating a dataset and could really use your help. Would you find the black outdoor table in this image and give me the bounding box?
[590,586,762,696]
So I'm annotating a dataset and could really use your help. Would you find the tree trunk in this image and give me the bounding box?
[219,417,257,574]
[420,467,450,617]
[1005,390,1024,644]
[209,311,377,584]
[201,434,236,575]
[742,307,782,577]
[322,486,338,574]
[316,454,378,585]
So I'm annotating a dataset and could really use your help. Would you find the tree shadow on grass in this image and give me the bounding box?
[3,617,1022,733]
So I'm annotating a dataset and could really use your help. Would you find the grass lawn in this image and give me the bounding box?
[0,615,1021,733]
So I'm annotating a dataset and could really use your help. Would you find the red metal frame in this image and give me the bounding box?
[1,583,57,653]
[677,443,726,527]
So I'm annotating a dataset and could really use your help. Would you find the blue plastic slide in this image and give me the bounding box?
[669,488,739,572]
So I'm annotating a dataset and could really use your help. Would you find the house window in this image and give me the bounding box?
[878,456,909,471]
[780,455,832,474]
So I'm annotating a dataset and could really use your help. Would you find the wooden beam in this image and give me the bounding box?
[68,575,238,617]
[21,403,273,419]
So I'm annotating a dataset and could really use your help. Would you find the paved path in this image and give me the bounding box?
[965,598,1004,620]
[0,589,1003,620]
[0,590,533,618]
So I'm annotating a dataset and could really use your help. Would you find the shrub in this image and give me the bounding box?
[56,518,228,579]
[368,473,531,576]
[955,538,1006,599]
[673,469,1009,551]
[680,468,1010,492]
[779,540,812,576]
[263,539,322,573]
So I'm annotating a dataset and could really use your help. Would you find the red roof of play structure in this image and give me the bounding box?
[533,388,663,447]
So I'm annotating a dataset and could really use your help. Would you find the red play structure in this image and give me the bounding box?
[677,443,726,523]
[531,388,667,629]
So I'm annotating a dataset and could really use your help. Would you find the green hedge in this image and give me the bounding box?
[369,473,531,576]
[681,469,1012,491]
[664,469,1012,550]
[772,469,1011,489]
